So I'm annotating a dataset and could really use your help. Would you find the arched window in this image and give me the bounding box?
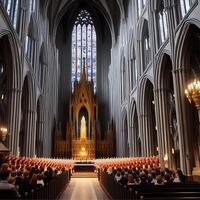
[158,0,168,45]
[138,0,147,16]
[25,16,37,67]
[25,35,35,66]
[71,9,97,92]
[2,0,21,31]
[142,20,151,71]
[179,0,196,18]
[29,0,36,13]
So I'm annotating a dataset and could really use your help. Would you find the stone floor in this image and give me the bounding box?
[59,178,109,200]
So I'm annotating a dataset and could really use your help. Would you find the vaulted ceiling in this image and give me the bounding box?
[41,0,125,44]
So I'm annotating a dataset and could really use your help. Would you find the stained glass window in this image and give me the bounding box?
[71,9,97,92]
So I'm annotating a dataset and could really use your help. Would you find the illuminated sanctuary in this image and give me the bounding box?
[54,59,114,159]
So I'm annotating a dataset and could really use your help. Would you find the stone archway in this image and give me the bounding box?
[140,78,158,156]
[0,32,21,155]
[174,23,200,175]
[78,106,89,139]
[129,101,139,157]
[155,53,180,169]
[0,36,12,147]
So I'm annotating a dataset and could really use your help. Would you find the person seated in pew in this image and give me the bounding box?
[118,171,128,186]
[150,171,157,184]
[155,175,164,185]
[164,173,173,184]
[114,170,121,182]
[173,168,185,183]
[0,170,19,199]
[140,172,149,185]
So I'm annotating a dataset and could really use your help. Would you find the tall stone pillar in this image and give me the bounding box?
[155,88,174,169]
[173,69,191,175]
[8,88,21,155]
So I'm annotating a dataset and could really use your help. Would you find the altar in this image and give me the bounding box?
[54,59,115,159]
[73,160,95,172]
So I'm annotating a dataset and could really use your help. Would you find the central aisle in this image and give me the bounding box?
[59,177,109,200]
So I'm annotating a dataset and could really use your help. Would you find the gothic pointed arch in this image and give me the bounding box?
[53,0,121,44]
[155,52,180,169]
[173,21,200,174]
[129,99,140,156]
[139,77,157,156]
[128,28,137,89]
[137,18,151,74]
[0,35,13,149]
[71,9,97,92]
[56,1,112,135]
[0,30,22,154]
[78,106,89,139]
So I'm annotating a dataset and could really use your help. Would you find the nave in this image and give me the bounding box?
[59,177,109,200]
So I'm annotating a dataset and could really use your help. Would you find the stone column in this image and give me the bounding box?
[24,109,36,157]
[155,88,174,169]
[173,68,191,175]
[8,88,21,155]
[164,0,177,46]
[139,114,148,156]
[130,125,139,157]
[154,89,164,167]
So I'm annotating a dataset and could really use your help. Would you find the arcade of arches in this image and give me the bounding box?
[1,0,200,180]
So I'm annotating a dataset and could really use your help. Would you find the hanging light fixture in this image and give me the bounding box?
[185,79,200,109]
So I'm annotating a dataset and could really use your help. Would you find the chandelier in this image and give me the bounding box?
[185,79,200,110]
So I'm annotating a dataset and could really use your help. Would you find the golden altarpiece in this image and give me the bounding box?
[54,62,115,159]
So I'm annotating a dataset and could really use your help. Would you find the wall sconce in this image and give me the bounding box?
[164,153,168,161]
[172,148,175,154]
[0,127,7,142]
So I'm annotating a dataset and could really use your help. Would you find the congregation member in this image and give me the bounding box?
[0,155,73,199]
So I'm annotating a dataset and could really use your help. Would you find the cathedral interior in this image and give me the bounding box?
[1,0,200,199]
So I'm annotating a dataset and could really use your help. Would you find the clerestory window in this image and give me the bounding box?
[1,0,21,31]
[179,0,196,19]
[158,0,168,45]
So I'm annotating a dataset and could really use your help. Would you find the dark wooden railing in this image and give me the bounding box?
[99,170,200,200]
